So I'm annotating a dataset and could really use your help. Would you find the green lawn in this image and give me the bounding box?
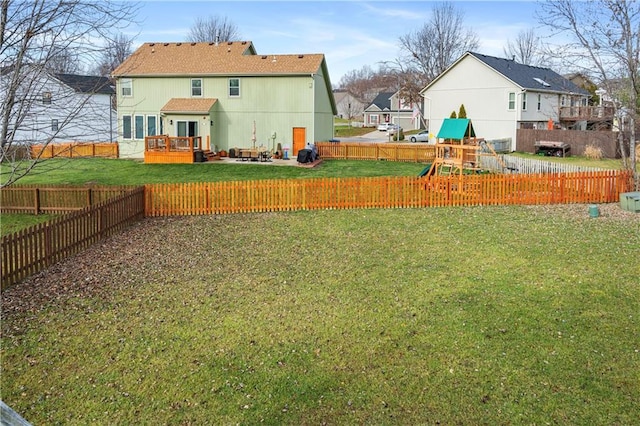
[1,206,638,424]
[1,213,59,236]
[5,158,427,186]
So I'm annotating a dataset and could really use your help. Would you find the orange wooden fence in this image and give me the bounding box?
[144,170,632,216]
[31,142,119,159]
[315,142,436,162]
[1,187,145,289]
[1,185,138,214]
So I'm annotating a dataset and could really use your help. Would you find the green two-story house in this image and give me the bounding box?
[112,40,336,160]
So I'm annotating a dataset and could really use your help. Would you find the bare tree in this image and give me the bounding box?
[338,65,380,104]
[94,33,134,77]
[46,46,83,74]
[539,0,639,188]
[503,28,548,66]
[0,0,140,187]
[396,2,479,125]
[187,15,241,43]
[399,2,479,82]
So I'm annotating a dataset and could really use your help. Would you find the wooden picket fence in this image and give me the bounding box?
[2,170,632,289]
[144,170,632,216]
[1,185,137,214]
[30,142,119,159]
[1,187,145,289]
[315,142,436,162]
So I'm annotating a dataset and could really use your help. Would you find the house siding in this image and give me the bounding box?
[5,71,115,146]
[426,56,521,147]
[117,72,334,157]
[422,53,583,151]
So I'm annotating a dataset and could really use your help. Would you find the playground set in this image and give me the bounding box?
[419,118,509,178]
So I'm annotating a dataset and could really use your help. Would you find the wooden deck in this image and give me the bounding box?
[144,135,210,164]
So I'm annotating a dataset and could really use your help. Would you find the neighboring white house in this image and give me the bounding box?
[420,52,590,149]
[0,66,116,147]
[333,89,366,122]
[363,91,422,131]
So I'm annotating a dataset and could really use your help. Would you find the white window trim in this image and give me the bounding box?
[229,78,240,97]
[122,115,132,140]
[537,94,542,111]
[191,78,202,97]
[134,115,144,139]
[121,79,133,97]
[508,92,516,111]
[146,115,158,137]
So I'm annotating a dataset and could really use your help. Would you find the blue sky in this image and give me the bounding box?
[129,1,543,85]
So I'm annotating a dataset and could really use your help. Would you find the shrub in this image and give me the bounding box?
[394,129,405,141]
[584,144,603,160]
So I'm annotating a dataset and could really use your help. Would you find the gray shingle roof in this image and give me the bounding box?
[369,92,394,110]
[469,52,589,95]
[55,73,115,95]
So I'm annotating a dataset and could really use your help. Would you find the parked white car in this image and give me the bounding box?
[378,122,392,131]
[386,124,402,135]
[409,130,431,143]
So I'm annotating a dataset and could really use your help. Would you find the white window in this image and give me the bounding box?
[521,93,527,111]
[561,95,566,107]
[508,92,516,110]
[229,78,240,97]
[43,92,52,105]
[147,116,157,136]
[122,115,132,139]
[537,94,542,111]
[135,115,144,139]
[51,119,58,131]
[121,79,132,97]
[191,79,202,97]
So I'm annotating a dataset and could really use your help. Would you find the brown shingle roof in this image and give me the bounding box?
[112,41,325,77]
[160,98,218,113]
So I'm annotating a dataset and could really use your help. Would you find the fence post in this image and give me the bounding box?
[33,188,40,215]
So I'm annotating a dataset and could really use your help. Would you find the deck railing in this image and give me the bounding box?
[144,135,204,164]
[559,106,615,120]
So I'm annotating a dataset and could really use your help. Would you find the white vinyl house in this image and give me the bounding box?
[420,52,590,149]
[0,66,116,146]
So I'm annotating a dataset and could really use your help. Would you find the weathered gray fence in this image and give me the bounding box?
[480,154,603,174]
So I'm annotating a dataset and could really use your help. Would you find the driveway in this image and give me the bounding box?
[337,129,396,143]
